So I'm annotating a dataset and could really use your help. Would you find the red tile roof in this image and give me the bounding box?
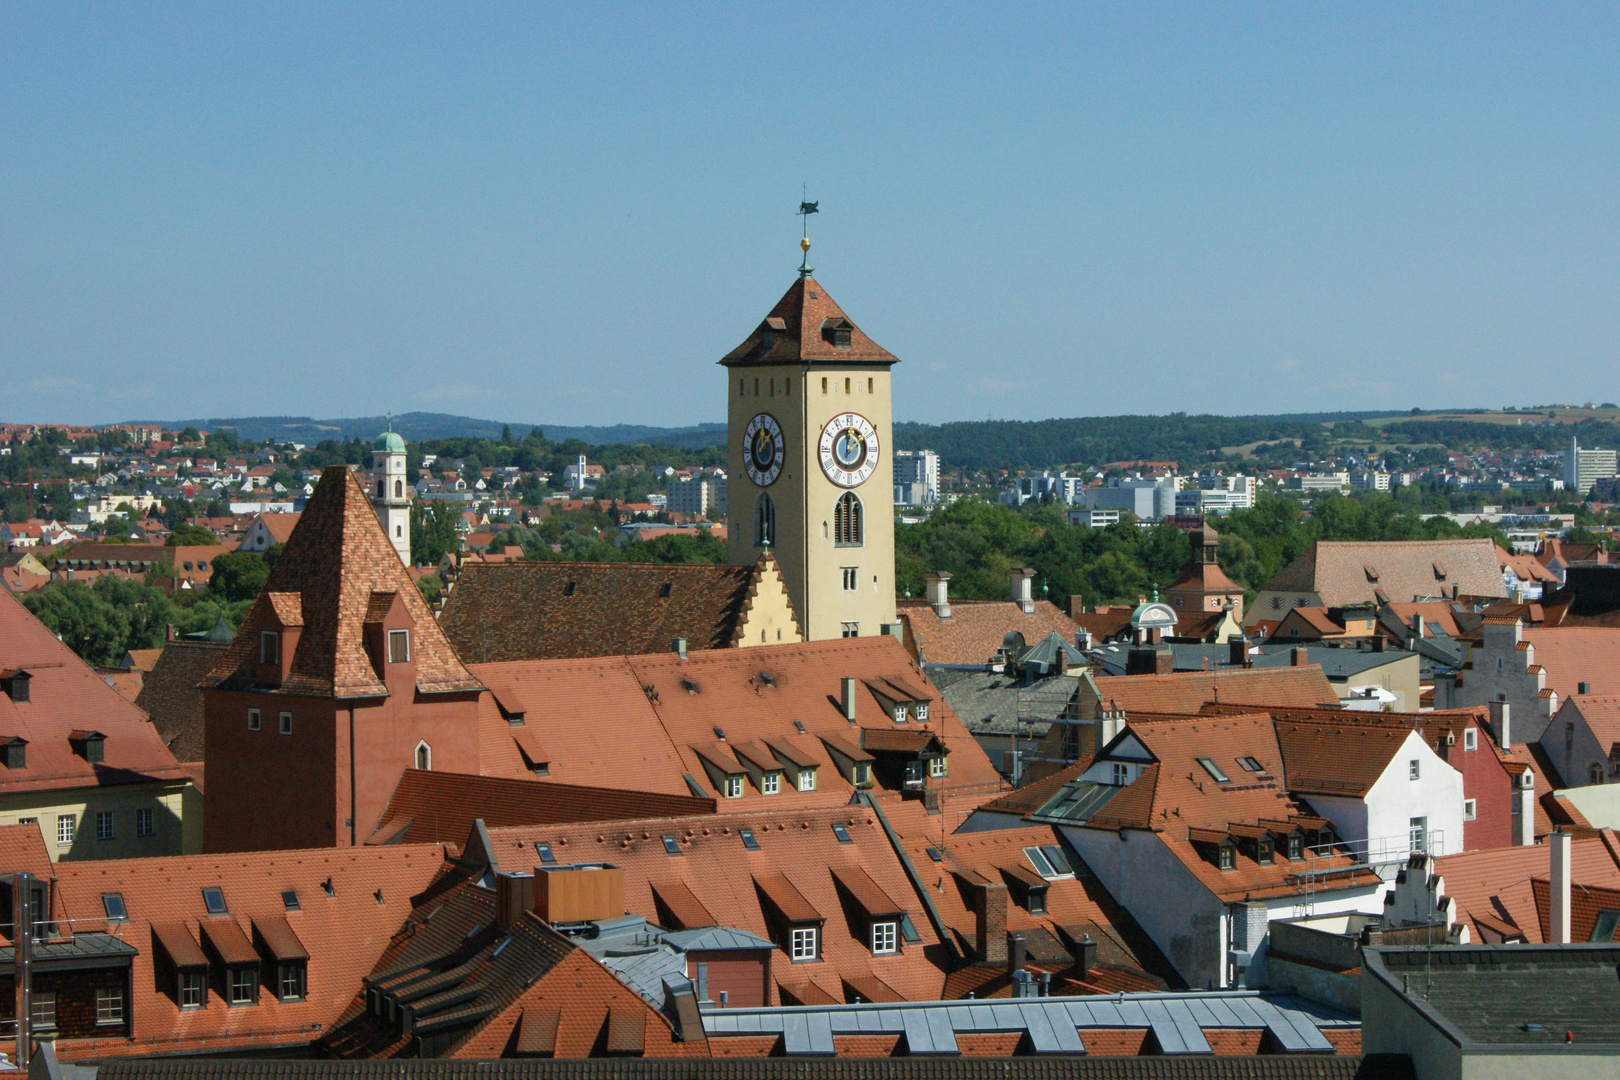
[721,277,897,367]
[898,599,1081,666]
[369,769,716,845]
[0,589,190,795]
[1434,831,1620,943]
[203,467,481,699]
[1271,713,1420,798]
[1261,539,1508,606]
[133,640,227,763]
[1520,628,1620,700]
[1080,665,1338,715]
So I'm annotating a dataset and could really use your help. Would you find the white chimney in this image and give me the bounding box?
[1488,701,1510,749]
[1009,569,1036,615]
[923,572,952,619]
[1550,830,1572,944]
[1516,775,1536,846]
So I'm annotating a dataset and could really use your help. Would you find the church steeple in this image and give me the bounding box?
[372,418,410,566]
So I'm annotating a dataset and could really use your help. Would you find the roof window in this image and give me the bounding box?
[1024,845,1074,880]
[1197,757,1230,783]
[659,582,672,598]
[535,841,556,865]
[739,828,759,851]
[564,581,577,596]
[793,721,806,733]
[926,847,943,862]
[202,888,227,915]
[102,894,126,921]
[1236,756,1264,772]
[662,835,681,856]
[712,726,726,739]
[1590,909,1620,943]
[282,890,300,911]
[832,823,852,844]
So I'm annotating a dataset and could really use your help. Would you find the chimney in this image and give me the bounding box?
[1290,646,1308,667]
[841,677,857,722]
[1579,682,1591,696]
[166,624,177,643]
[672,637,687,660]
[1076,627,1091,651]
[1009,569,1036,615]
[1073,934,1098,980]
[974,881,1008,964]
[923,572,952,618]
[494,871,534,930]
[1488,701,1511,749]
[1372,635,1385,653]
[1550,830,1572,944]
[1229,637,1247,667]
[1154,649,1173,676]
[1006,932,1027,976]
[1055,649,1068,677]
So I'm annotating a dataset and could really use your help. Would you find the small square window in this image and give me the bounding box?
[136,808,154,837]
[388,629,410,664]
[1409,759,1421,780]
[832,822,852,844]
[102,893,127,921]
[1218,845,1235,870]
[535,841,556,865]
[840,621,860,638]
[739,828,759,851]
[96,987,125,1025]
[1463,799,1477,821]
[278,962,305,1001]
[96,810,115,841]
[279,712,292,735]
[930,757,948,779]
[662,835,681,856]
[790,927,818,961]
[892,704,908,724]
[282,889,300,910]
[797,769,817,792]
[228,966,257,1005]
[1464,728,1478,751]
[722,776,744,799]
[202,887,227,915]
[1111,763,1129,786]
[178,971,205,1009]
[871,921,897,955]
[841,567,858,591]
[247,708,261,731]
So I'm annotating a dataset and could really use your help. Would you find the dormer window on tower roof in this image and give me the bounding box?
[821,317,854,348]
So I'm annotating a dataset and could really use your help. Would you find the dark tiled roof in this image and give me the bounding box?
[133,640,227,762]
[1260,540,1507,606]
[203,467,481,698]
[438,555,788,662]
[370,769,716,845]
[720,277,898,367]
[97,1057,1411,1079]
[898,600,1082,666]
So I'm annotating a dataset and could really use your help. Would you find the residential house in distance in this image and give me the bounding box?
[0,589,199,858]
[53,543,237,590]
[1246,538,1508,626]
[1088,642,1419,711]
[897,570,1082,666]
[236,511,301,553]
[435,552,801,663]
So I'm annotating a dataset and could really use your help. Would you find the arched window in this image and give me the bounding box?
[394,479,403,499]
[834,492,863,546]
[755,493,775,547]
[376,479,384,498]
[415,741,432,771]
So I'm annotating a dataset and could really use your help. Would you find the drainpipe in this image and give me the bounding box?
[12,873,31,1070]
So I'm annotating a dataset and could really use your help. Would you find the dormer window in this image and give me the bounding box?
[70,731,105,764]
[1,671,31,704]
[1218,844,1235,871]
[1,738,26,770]
[797,768,817,792]
[723,776,744,799]
[892,704,907,724]
[259,631,279,665]
[1287,833,1303,860]
[822,318,854,348]
[1257,838,1274,866]
[915,703,929,723]
[388,629,410,663]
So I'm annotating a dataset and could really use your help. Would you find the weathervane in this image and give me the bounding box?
[798,188,818,278]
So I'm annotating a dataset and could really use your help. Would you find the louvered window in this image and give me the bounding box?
[833,492,863,545]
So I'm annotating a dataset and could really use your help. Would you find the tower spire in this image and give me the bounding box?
[798,190,818,278]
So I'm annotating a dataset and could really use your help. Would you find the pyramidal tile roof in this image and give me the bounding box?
[203,466,482,699]
[721,277,898,367]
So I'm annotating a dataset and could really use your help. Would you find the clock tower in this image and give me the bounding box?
[721,231,899,641]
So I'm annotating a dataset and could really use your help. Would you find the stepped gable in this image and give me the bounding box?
[438,553,792,663]
[202,466,481,699]
[721,277,897,367]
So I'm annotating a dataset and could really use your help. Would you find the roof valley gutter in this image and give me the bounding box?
[620,654,688,777]
[859,791,957,964]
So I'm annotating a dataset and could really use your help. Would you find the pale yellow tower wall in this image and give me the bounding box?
[733,555,806,647]
[726,366,897,642]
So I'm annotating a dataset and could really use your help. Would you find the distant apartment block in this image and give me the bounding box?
[893,448,940,506]
[667,474,726,517]
[1001,470,1085,507]
[1287,472,1351,492]
[1067,507,1122,528]
[1085,475,1179,520]
[1565,436,1618,496]
[1176,473,1256,515]
[1351,470,1391,492]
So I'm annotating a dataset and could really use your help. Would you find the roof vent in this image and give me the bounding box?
[712,726,726,740]
[759,672,776,687]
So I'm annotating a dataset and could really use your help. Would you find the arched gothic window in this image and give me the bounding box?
[394,479,403,498]
[415,741,432,771]
[834,492,863,546]
[376,479,385,498]
[755,493,775,547]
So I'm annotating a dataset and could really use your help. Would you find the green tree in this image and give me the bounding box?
[209,551,272,604]
[411,501,463,566]
[22,576,174,666]
[167,522,218,545]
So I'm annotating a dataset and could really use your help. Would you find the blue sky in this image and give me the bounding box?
[4,3,1617,427]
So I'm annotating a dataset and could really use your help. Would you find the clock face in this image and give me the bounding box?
[743,413,784,487]
[819,412,880,488]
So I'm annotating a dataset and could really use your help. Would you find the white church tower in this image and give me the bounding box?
[373,424,411,565]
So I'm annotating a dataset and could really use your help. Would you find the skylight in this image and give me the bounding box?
[739,828,759,851]
[535,841,556,865]
[1236,756,1264,773]
[1024,845,1074,880]
[831,823,852,844]
[662,835,682,856]
[282,889,300,911]
[925,847,943,863]
[1591,909,1620,943]
[1196,757,1230,783]
[102,894,126,921]
[201,887,226,915]
[793,721,806,733]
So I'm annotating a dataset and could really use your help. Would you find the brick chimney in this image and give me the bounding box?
[1009,569,1036,615]
[923,572,952,618]
[1228,637,1247,667]
[1550,830,1572,944]
[1291,646,1308,667]
[974,881,1008,964]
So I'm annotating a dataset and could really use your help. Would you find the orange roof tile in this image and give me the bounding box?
[897,599,1082,666]
[1521,628,1620,699]
[1435,832,1620,943]
[1081,665,1338,715]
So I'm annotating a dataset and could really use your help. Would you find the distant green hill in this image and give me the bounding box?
[132,413,728,451]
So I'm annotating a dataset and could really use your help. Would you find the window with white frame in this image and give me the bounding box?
[95,810,114,841]
[1024,845,1074,880]
[56,814,75,846]
[96,987,125,1026]
[930,757,947,779]
[797,768,817,792]
[841,622,860,638]
[790,927,818,961]
[1463,727,1477,751]
[1463,799,1477,821]
[1111,762,1129,786]
[870,921,897,955]
[916,703,929,723]
[723,776,744,798]
[761,772,780,795]
[388,629,410,664]
[247,708,261,731]
[279,712,292,735]
[892,703,907,724]
[136,807,154,837]
[178,971,205,1009]
[278,962,306,1001]
[1408,758,1422,780]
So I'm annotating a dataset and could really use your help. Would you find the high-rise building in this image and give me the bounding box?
[722,242,898,641]
[1565,437,1618,496]
[894,449,940,506]
[372,426,410,565]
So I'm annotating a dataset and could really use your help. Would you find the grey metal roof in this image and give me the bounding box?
[662,926,775,952]
[1091,642,1419,681]
[702,991,1346,1056]
[575,919,775,1009]
[0,931,138,970]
